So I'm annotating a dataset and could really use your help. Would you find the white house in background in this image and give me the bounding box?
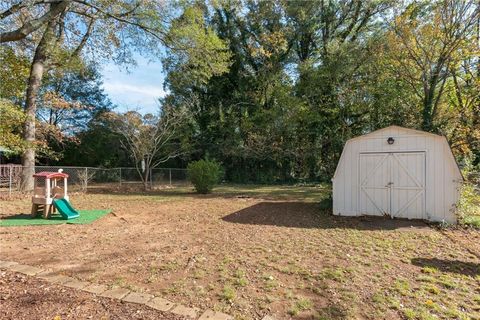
[332,126,463,223]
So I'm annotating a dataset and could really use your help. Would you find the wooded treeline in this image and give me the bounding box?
[1,0,479,185]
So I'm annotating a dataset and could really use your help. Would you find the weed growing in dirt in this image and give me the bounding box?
[417,275,436,283]
[421,266,438,274]
[318,267,347,282]
[287,297,313,316]
[163,280,186,294]
[233,269,248,287]
[422,284,441,295]
[193,268,206,280]
[394,279,411,296]
[159,261,179,272]
[402,308,416,319]
[314,305,349,319]
[220,285,236,302]
[437,275,457,289]
[261,274,278,292]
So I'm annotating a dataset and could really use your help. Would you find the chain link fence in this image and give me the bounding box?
[1,164,478,197]
[0,165,189,196]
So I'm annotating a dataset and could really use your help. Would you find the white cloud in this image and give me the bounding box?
[103,82,166,98]
[102,82,166,114]
[100,55,167,114]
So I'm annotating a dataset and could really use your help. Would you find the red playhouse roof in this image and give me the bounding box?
[33,171,69,179]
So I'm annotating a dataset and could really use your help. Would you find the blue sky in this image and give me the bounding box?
[101,56,167,114]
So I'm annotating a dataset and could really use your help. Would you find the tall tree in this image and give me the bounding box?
[164,0,393,181]
[106,107,190,190]
[1,0,230,189]
[35,63,113,164]
[387,0,479,131]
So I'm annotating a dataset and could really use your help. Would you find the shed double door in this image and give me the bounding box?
[359,152,425,219]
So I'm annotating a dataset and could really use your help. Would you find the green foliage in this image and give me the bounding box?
[60,112,128,167]
[162,0,480,184]
[0,99,26,154]
[463,215,480,228]
[164,0,397,182]
[164,4,231,88]
[0,47,29,101]
[457,183,480,228]
[2,0,478,186]
[36,64,114,164]
[187,159,222,194]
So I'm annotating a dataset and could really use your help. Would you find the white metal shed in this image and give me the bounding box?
[332,126,463,223]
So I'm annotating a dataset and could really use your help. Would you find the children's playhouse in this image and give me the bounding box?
[31,170,79,219]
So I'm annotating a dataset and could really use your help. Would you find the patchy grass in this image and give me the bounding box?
[287,297,313,316]
[220,285,236,302]
[421,266,438,274]
[463,215,480,228]
[233,269,248,287]
[318,267,348,282]
[0,184,479,319]
[456,183,480,228]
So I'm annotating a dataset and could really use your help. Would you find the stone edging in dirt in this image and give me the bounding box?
[0,260,275,320]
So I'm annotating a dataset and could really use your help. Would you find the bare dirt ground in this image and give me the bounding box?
[0,185,479,319]
[0,270,184,320]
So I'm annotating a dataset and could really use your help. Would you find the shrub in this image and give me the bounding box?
[187,159,222,194]
[456,183,480,228]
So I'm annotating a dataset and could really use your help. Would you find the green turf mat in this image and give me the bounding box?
[0,209,111,227]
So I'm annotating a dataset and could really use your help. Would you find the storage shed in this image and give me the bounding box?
[332,126,462,223]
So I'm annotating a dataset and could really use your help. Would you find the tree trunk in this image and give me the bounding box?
[20,19,57,191]
[143,167,150,191]
[421,94,434,131]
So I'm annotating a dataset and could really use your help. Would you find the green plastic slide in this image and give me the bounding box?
[53,198,80,220]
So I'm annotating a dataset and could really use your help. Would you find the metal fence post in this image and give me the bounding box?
[9,164,12,197]
[85,167,88,190]
[119,168,122,186]
[169,169,172,185]
[150,168,153,189]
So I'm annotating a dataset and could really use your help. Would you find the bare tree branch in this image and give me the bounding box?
[1,1,29,19]
[71,17,94,57]
[0,0,56,19]
[106,108,190,189]
[70,0,170,44]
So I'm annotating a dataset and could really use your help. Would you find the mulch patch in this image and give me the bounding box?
[0,270,184,320]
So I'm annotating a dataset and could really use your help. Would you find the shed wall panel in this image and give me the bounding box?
[332,126,461,223]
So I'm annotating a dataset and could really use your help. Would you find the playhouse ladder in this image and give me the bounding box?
[31,204,53,218]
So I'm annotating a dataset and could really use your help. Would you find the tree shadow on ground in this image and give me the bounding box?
[411,258,480,277]
[222,202,429,231]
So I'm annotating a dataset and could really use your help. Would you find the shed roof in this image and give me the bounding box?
[33,171,69,179]
[333,125,463,181]
[347,125,441,142]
